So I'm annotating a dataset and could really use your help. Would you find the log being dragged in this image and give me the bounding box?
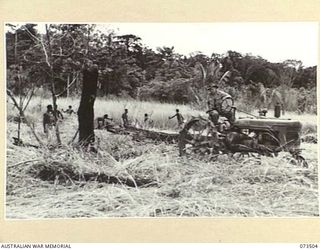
[125,127,180,143]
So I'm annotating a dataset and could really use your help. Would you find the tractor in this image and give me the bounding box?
[178,107,308,167]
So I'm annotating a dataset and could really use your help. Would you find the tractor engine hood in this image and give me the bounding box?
[233,117,302,130]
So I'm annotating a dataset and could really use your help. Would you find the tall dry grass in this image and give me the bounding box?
[5,95,318,218]
[6,123,318,218]
[7,96,207,132]
[7,95,317,133]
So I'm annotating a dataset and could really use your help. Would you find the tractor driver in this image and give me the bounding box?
[207,83,235,125]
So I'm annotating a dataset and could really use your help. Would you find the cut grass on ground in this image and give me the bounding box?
[5,97,318,218]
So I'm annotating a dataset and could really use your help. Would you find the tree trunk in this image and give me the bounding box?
[78,67,98,150]
[51,82,62,145]
[45,24,62,145]
[67,74,70,98]
[17,73,22,142]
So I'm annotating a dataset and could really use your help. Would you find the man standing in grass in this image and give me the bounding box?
[43,105,56,144]
[143,113,153,128]
[43,105,55,133]
[144,113,149,123]
[297,87,307,114]
[169,109,185,128]
[122,109,129,128]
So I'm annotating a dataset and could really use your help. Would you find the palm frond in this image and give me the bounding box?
[219,71,231,86]
[207,60,221,80]
[195,62,207,85]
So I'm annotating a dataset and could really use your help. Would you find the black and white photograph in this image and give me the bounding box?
[5,22,318,219]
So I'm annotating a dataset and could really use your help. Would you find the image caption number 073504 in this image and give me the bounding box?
[300,244,319,248]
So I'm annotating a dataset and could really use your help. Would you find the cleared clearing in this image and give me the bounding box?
[5,98,318,218]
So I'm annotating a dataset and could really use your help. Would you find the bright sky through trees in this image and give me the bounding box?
[105,22,318,67]
[8,22,318,67]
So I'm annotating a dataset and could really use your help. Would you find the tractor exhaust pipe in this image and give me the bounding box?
[230,107,236,123]
[274,102,281,118]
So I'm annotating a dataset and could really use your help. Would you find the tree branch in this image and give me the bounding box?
[51,33,76,58]
[22,86,37,112]
[56,72,79,97]
[40,36,51,67]
[7,89,43,146]
[23,25,41,43]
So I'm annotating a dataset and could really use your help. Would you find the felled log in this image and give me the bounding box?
[126,127,180,143]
